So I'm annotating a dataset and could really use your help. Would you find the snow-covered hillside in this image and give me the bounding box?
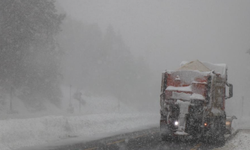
[0,86,159,150]
[0,113,159,150]
[0,86,138,118]
[60,86,138,114]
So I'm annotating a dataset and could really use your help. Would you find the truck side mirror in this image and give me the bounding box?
[229,84,233,98]
[226,83,233,99]
[161,73,166,93]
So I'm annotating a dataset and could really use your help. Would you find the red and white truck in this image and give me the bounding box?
[160,60,234,142]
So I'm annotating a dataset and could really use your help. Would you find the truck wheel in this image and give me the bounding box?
[161,134,168,141]
[212,117,225,145]
[161,133,173,141]
[160,123,173,141]
[160,128,172,141]
[217,132,225,145]
[217,121,225,145]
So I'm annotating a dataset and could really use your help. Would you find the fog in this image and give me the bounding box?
[0,0,249,121]
[58,0,250,116]
[1,1,250,149]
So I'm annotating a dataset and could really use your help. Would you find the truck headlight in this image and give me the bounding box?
[226,121,231,126]
[174,121,179,126]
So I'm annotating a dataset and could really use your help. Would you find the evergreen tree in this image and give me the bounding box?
[0,0,64,107]
[59,17,154,106]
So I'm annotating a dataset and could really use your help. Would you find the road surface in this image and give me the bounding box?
[26,127,228,150]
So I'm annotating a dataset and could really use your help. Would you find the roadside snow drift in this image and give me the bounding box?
[214,130,250,150]
[0,113,159,150]
[0,87,159,150]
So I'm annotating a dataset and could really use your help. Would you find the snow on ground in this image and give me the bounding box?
[214,117,250,150]
[0,86,159,150]
[60,86,138,114]
[214,130,250,150]
[0,113,159,150]
[237,117,250,130]
[0,86,137,119]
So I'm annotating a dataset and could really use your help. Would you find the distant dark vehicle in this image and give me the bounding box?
[160,60,234,143]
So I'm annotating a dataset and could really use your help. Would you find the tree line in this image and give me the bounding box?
[0,0,155,110]
[0,0,64,109]
[59,17,154,107]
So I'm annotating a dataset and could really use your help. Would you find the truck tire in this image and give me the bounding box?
[160,122,173,141]
[217,118,226,145]
[209,117,225,145]
[217,131,225,145]
[161,134,172,141]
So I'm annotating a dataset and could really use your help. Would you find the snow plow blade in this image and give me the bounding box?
[226,116,237,134]
[174,131,188,136]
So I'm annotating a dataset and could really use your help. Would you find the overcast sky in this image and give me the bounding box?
[59,0,250,104]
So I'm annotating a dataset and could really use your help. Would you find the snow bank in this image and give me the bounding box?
[0,87,137,120]
[0,113,159,150]
[238,117,250,130]
[60,86,137,114]
[214,117,250,150]
[0,86,159,150]
[214,130,250,150]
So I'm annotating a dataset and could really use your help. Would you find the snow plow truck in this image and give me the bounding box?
[160,60,234,142]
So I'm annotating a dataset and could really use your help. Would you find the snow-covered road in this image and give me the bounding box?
[214,117,250,150]
[214,130,250,150]
[1,87,249,150]
[1,113,250,150]
[0,88,160,150]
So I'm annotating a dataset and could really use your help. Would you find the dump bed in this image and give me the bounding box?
[160,60,229,112]
[163,70,210,101]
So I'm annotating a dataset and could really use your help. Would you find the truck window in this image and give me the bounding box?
[214,87,224,109]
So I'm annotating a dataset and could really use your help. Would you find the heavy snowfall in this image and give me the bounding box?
[0,0,250,150]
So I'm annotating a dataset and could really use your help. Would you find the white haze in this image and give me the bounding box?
[0,1,249,149]
[59,0,250,117]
